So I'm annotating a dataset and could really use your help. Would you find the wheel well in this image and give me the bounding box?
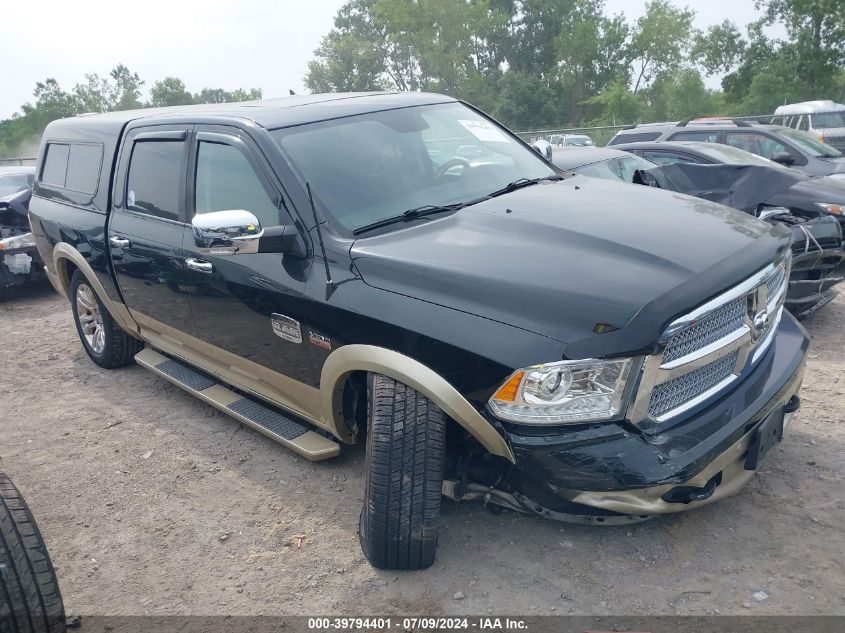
[340,370,368,438]
[58,258,78,293]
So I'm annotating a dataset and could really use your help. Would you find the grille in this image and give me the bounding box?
[648,349,740,419]
[662,297,745,364]
[766,265,786,301]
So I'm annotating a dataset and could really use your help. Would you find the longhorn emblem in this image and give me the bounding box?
[748,285,769,344]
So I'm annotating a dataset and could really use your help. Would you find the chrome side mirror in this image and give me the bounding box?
[192,210,262,256]
[530,139,552,161]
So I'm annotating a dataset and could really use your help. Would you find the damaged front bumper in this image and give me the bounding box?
[785,217,844,319]
[501,311,809,519]
[0,232,45,289]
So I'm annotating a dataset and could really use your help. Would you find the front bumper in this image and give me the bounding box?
[505,311,809,516]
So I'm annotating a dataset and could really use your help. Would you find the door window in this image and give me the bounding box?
[641,151,701,165]
[670,131,719,142]
[724,132,790,161]
[194,141,280,228]
[126,141,184,221]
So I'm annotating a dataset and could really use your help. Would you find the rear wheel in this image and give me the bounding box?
[69,270,141,369]
[0,473,66,633]
[359,374,446,570]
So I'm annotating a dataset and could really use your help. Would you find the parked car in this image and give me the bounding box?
[554,144,845,319]
[772,100,845,152]
[607,119,845,179]
[550,134,595,147]
[551,146,655,181]
[612,141,845,231]
[0,165,45,293]
[30,93,807,570]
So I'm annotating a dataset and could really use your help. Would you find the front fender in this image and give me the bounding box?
[320,344,515,462]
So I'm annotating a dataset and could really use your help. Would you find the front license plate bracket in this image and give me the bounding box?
[744,406,785,470]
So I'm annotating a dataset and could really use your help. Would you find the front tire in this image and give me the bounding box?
[69,270,142,369]
[0,473,66,633]
[359,374,446,570]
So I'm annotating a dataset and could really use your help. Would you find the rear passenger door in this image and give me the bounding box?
[109,125,195,341]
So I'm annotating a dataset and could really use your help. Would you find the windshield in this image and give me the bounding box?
[575,154,655,182]
[695,143,787,168]
[778,127,842,158]
[272,102,556,233]
[812,111,845,129]
[0,173,33,198]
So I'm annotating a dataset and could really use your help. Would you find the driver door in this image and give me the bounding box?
[182,127,318,412]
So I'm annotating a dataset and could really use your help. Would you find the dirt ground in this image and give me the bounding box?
[1,282,843,617]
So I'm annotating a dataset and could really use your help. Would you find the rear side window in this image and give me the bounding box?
[670,131,719,142]
[40,142,102,194]
[126,141,184,221]
[608,132,661,145]
[41,143,70,187]
[194,141,280,228]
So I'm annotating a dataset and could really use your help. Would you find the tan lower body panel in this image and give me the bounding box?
[135,348,339,461]
[561,412,795,515]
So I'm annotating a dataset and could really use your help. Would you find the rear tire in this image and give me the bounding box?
[359,374,446,570]
[69,270,141,369]
[0,473,66,633]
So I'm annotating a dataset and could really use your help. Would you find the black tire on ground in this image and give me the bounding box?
[359,373,446,570]
[0,473,66,633]
[69,270,142,369]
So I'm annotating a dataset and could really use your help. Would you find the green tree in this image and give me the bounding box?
[110,64,144,110]
[629,0,696,93]
[149,77,194,107]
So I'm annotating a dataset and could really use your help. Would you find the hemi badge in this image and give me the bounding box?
[271,314,302,344]
[309,332,332,351]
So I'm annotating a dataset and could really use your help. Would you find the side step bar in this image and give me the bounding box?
[135,348,340,461]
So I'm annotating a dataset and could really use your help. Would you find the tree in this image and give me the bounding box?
[194,87,262,103]
[149,77,194,107]
[110,64,144,110]
[629,0,695,93]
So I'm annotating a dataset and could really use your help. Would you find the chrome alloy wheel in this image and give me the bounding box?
[76,283,105,354]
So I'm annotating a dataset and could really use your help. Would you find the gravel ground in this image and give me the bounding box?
[1,283,843,617]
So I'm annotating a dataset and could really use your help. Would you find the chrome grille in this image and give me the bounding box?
[662,297,745,364]
[630,254,790,424]
[648,350,739,419]
[766,265,786,300]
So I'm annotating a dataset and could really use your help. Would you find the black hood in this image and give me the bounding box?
[783,175,845,208]
[351,177,790,355]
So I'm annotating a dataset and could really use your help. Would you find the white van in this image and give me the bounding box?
[773,100,845,152]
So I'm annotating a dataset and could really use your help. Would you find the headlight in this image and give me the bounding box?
[487,358,634,424]
[0,232,37,251]
[817,203,842,215]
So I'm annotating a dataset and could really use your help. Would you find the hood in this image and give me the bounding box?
[351,177,789,354]
[783,176,845,208]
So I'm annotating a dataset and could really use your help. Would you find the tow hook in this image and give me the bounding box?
[661,472,723,505]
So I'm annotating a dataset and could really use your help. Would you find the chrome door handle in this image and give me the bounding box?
[109,236,131,248]
[185,258,213,274]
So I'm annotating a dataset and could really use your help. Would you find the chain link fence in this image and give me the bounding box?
[0,157,37,166]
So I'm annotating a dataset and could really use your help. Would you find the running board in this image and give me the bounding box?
[134,348,340,461]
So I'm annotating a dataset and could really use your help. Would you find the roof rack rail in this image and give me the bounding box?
[677,117,753,128]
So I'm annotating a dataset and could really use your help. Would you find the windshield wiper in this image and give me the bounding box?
[352,203,463,235]
[485,175,563,199]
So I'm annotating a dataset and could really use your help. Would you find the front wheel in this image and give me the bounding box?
[359,374,446,570]
[69,270,142,369]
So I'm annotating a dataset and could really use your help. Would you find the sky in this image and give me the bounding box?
[2,0,784,120]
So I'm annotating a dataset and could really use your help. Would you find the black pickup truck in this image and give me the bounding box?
[30,93,808,570]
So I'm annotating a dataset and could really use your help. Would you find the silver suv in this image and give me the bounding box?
[607,119,845,179]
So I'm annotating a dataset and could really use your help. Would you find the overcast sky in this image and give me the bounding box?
[3,0,782,120]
